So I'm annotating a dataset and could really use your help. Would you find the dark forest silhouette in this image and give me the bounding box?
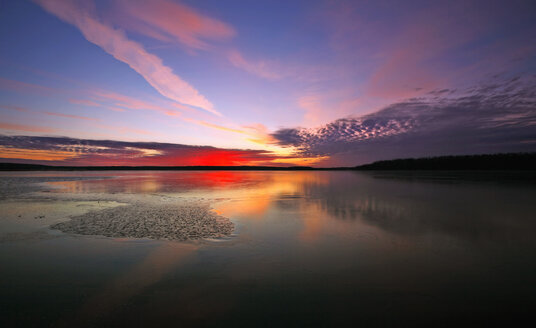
[356,152,535,170]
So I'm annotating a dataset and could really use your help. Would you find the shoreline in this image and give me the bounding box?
[0,176,235,242]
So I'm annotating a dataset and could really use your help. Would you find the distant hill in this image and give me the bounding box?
[355,153,536,170]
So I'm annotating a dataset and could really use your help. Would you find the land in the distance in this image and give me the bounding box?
[0,152,534,171]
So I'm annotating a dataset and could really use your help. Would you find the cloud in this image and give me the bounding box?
[362,3,485,100]
[42,112,99,121]
[242,123,277,145]
[0,77,60,96]
[2,102,99,121]
[0,135,284,166]
[0,100,160,137]
[0,76,269,141]
[0,123,58,134]
[111,1,284,82]
[0,146,79,161]
[112,0,235,50]
[90,90,182,116]
[0,105,29,112]
[68,98,104,107]
[227,50,281,80]
[34,0,219,115]
[302,0,536,121]
[0,76,185,116]
[195,121,246,134]
[272,75,536,165]
[296,93,361,127]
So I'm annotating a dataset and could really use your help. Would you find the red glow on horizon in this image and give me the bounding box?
[181,149,263,166]
[0,147,288,167]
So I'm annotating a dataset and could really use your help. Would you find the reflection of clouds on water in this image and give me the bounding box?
[48,171,268,194]
[202,170,536,245]
[297,172,536,243]
[3,171,536,327]
[21,170,536,246]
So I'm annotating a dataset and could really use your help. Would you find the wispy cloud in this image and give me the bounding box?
[34,0,219,115]
[68,98,105,108]
[2,103,99,122]
[112,0,235,50]
[361,2,490,101]
[242,123,277,145]
[195,120,247,134]
[0,101,159,137]
[0,77,60,96]
[0,105,29,112]
[227,50,281,80]
[90,90,181,116]
[42,111,99,121]
[0,123,58,134]
[301,0,536,122]
[0,75,259,141]
[0,76,184,116]
[110,1,283,81]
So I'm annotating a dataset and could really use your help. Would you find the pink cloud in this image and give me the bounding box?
[111,1,283,82]
[296,90,362,127]
[1,103,99,121]
[69,98,127,112]
[297,94,325,127]
[42,111,99,121]
[300,1,516,118]
[0,122,58,133]
[91,121,156,136]
[91,90,181,116]
[0,104,30,112]
[0,75,196,117]
[0,77,60,96]
[68,98,102,107]
[242,123,277,145]
[112,0,235,50]
[227,50,281,80]
[362,4,492,101]
[34,0,219,115]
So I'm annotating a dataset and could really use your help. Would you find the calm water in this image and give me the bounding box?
[1,171,536,327]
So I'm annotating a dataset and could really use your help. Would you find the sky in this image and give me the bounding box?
[0,0,535,167]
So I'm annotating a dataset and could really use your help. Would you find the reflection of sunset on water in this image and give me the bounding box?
[3,171,536,327]
[39,170,536,248]
[36,170,535,252]
[211,172,329,220]
[42,171,402,245]
[2,0,536,324]
[47,171,340,241]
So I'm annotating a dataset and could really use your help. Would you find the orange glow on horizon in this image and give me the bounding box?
[0,146,80,161]
[0,136,331,167]
[272,156,330,166]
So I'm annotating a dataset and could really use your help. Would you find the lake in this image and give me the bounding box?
[1,170,535,327]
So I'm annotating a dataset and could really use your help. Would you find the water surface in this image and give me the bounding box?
[1,171,535,327]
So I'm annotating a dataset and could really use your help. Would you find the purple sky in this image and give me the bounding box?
[0,0,535,166]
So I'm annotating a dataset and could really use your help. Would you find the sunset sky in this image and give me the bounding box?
[0,0,535,166]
